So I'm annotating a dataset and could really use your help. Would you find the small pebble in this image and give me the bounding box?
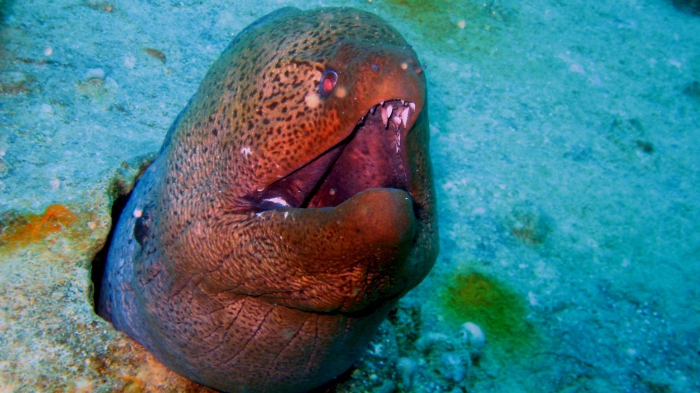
[528,291,539,306]
[124,54,137,69]
[461,322,486,354]
[84,68,105,83]
[397,357,417,389]
[439,352,466,383]
[569,63,585,74]
[145,48,166,63]
[472,207,487,215]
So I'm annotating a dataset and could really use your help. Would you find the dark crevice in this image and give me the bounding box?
[91,188,131,316]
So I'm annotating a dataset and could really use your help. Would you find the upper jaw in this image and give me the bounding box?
[365,99,419,154]
[372,99,418,130]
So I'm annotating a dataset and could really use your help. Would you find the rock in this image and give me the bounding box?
[461,322,486,355]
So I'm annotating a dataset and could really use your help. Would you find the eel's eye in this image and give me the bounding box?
[320,69,338,97]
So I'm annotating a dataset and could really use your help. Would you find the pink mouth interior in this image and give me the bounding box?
[253,99,417,211]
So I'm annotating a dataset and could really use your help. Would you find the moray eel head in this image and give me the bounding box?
[99,7,437,393]
[207,7,439,314]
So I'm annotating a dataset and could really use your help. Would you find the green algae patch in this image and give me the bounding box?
[378,0,511,56]
[440,271,537,354]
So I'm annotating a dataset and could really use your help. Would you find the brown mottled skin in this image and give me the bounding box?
[98,7,438,393]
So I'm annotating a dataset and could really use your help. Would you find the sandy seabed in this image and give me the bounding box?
[1,0,699,392]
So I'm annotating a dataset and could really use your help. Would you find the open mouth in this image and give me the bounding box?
[252,99,419,211]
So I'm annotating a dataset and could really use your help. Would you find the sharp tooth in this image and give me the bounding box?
[409,102,416,112]
[386,105,393,119]
[401,107,410,128]
[392,115,401,125]
[401,100,405,105]
[380,101,385,106]
[381,106,388,127]
[370,106,376,114]
[263,197,289,207]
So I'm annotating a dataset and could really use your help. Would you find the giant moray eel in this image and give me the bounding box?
[98,6,438,393]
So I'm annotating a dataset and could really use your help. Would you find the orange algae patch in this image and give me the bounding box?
[440,271,537,354]
[0,204,77,247]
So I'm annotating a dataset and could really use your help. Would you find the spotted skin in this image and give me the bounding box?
[99,7,438,393]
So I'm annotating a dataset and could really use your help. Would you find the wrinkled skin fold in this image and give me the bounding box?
[98,6,438,393]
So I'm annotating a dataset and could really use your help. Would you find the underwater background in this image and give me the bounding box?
[1,0,699,392]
